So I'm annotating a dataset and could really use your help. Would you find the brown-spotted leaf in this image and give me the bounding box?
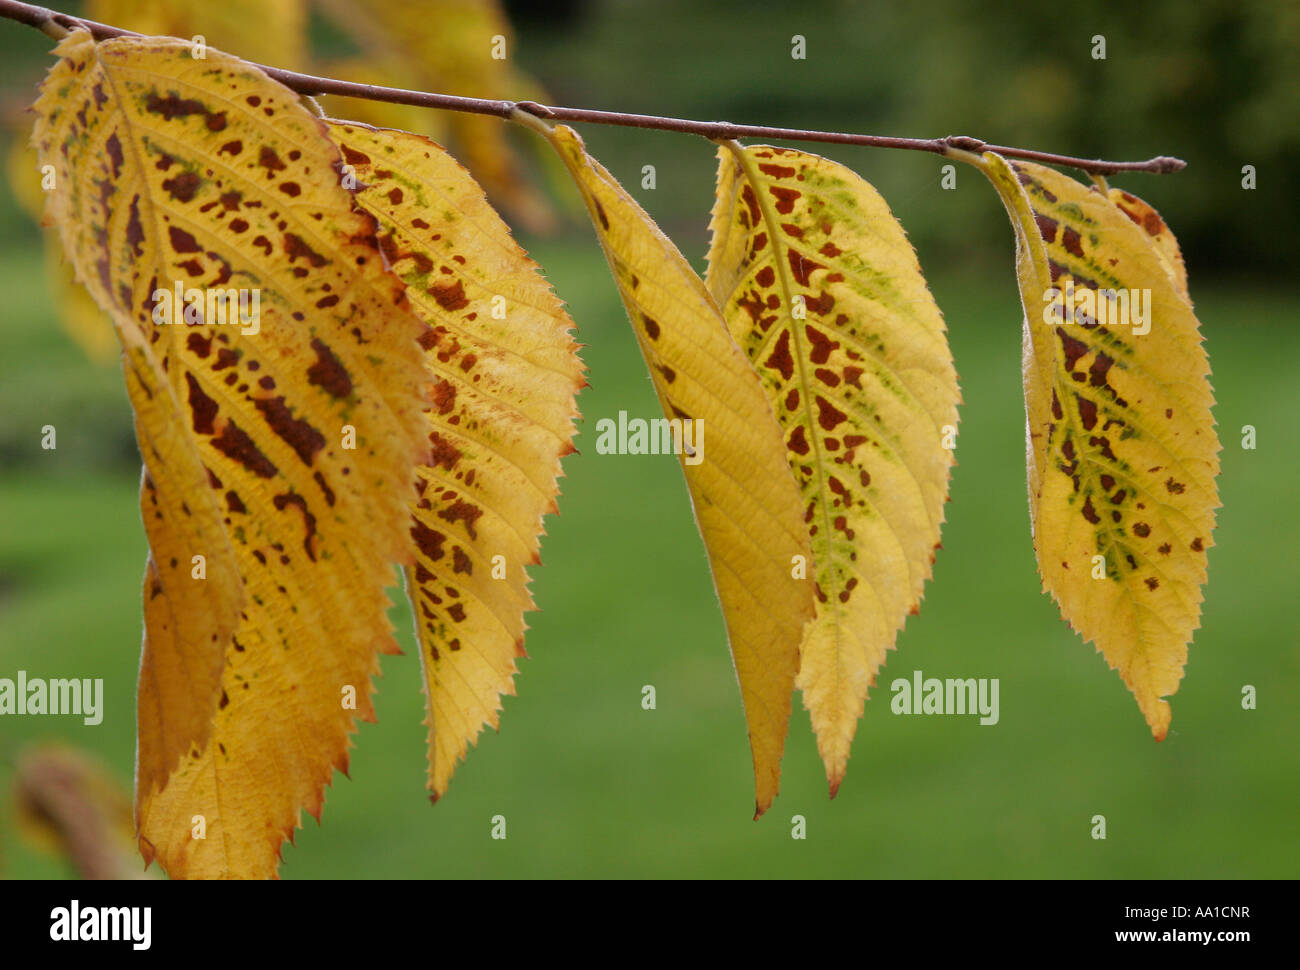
[706,144,960,794]
[325,120,583,801]
[969,152,1219,738]
[531,120,815,816]
[32,30,431,878]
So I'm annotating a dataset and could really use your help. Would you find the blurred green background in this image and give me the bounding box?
[0,0,1296,878]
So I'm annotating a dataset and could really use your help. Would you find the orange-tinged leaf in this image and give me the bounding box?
[969,152,1219,738]
[532,120,815,815]
[325,120,583,800]
[706,144,960,794]
[32,30,431,877]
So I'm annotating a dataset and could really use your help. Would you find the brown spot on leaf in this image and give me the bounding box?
[1090,353,1115,389]
[283,233,327,267]
[430,279,469,311]
[805,325,838,364]
[766,330,794,380]
[432,380,456,415]
[429,432,461,470]
[1059,331,1088,372]
[740,184,761,226]
[769,186,801,214]
[411,521,446,561]
[439,500,482,539]
[212,421,278,478]
[255,395,325,465]
[1081,497,1100,524]
[185,372,218,435]
[105,132,123,179]
[187,332,212,357]
[1076,395,1098,430]
[145,92,210,121]
[126,197,145,257]
[168,226,202,254]
[163,171,201,203]
[816,396,847,431]
[307,339,352,399]
[258,146,287,172]
[787,250,824,286]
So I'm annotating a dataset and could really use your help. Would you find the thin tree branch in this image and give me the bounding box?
[0,0,1186,176]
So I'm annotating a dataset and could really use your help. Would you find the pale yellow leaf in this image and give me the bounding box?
[532,120,815,815]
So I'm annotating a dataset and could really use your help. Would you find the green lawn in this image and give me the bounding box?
[1,237,1296,879]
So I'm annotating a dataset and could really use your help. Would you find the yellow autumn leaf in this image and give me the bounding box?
[7,126,117,361]
[967,152,1219,738]
[32,30,431,878]
[325,120,583,800]
[527,119,815,815]
[321,0,558,233]
[88,0,308,69]
[706,143,961,794]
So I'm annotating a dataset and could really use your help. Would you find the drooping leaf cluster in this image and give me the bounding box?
[24,17,1217,878]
